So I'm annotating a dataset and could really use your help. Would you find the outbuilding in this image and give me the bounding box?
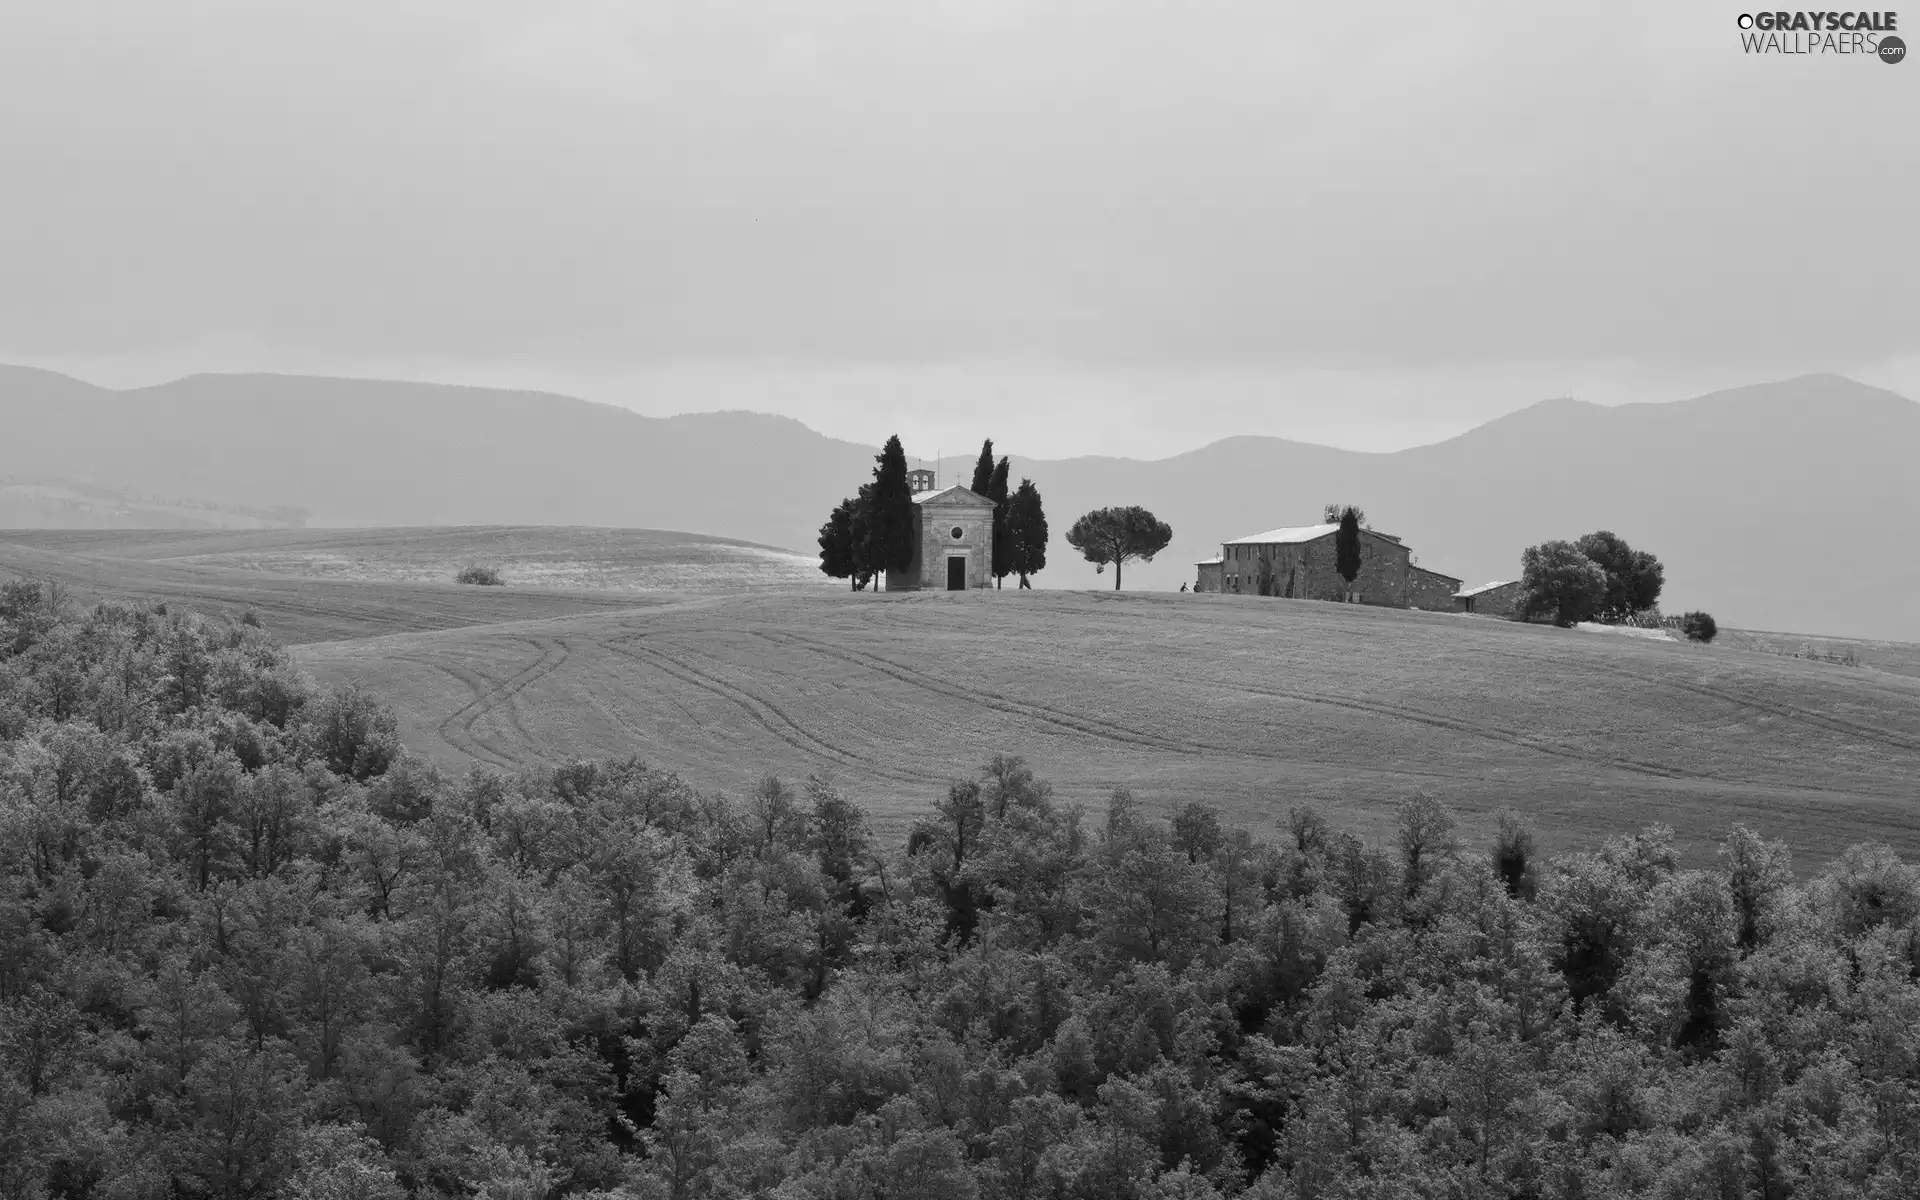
[1455,580,1524,617]
[1194,555,1224,593]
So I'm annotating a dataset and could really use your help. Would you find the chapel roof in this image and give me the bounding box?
[910,485,995,507]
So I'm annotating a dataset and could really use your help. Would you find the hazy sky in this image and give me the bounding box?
[3,0,1916,457]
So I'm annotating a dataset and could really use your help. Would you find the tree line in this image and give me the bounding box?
[7,582,1920,1198]
[818,438,1049,590]
[816,433,1182,593]
[1483,529,1721,642]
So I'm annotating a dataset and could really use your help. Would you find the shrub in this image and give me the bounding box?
[456,563,505,586]
[1680,611,1717,643]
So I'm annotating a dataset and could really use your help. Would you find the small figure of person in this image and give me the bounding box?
[1179,582,1189,593]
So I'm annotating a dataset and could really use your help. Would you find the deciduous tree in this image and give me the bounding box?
[17,582,1920,1200]
[1574,530,1665,620]
[1065,506,1173,591]
[1520,540,1608,626]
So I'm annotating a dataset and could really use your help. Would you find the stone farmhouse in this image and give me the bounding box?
[1193,522,1462,611]
[884,472,996,591]
[1454,579,1524,617]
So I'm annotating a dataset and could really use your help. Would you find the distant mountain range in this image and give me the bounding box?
[5,365,1917,641]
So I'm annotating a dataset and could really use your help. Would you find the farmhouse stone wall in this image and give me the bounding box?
[1408,565,1463,612]
[887,490,995,591]
[1209,530,1414,604]
[1457,580,1524,618]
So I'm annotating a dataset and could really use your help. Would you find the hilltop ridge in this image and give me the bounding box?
[5,366,1916,638]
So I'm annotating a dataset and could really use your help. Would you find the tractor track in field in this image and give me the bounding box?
[734,625,1907,798]
[771,626,1865,792]
[1223,678,1695,782]
[406,639,566,764]
[1419,633,1920,756]
[492,636,575,749]
[751,629,1209,757]
[754,629,1535,791]
[336,596,1915,813]
[392,634,574,767]
[591,622,1459,791]
[1577,660,1920,756]
[570,674,680,754]
[1161,643,1907,796]
[600,633,939,789]
[763,627,1684,779]
[1162,619,1920,787]
[386,654,520,768]
[581,646,711,735]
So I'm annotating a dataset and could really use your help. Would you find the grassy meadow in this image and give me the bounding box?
[6,524,1917,866]
[0,526,821,643]
[298,586,1920,866]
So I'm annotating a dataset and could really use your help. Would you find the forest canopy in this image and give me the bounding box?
[3,579,1919,1199]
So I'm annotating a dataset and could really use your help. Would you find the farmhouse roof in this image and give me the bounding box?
[1195,556,1223,565]
[910,484,995,508]
[1456,580,1518,598]
[1410,564,1463,584]
[1223,522,1340,545]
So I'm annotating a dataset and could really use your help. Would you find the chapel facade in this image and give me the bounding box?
[883,477,996,591]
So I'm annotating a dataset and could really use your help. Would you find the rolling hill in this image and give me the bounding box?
[5,525,1915,865]
[0,527,821,644]
[293,587,1920,866]
[1003,374,1920,637]
[6,365,1918,639]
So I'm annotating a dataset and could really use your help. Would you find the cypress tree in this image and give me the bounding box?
[866,435,917,587]
[1335,505,1362,599]
[1007,478,1048,588]
[988,456,1011,588]
[970,439,996,496]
